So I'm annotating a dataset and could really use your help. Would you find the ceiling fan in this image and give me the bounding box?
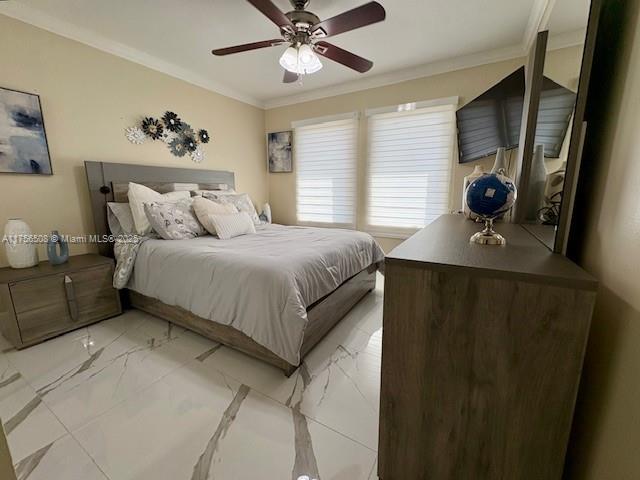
[212,0,386,83]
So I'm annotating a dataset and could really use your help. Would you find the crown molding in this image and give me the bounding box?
[548,28,587,51]
[0,4,265,108]
[1,1,581,112]
[523,0,555,51]
[264,43,526,109]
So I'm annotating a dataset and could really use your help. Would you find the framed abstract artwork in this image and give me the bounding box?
[267,130,293,173]
[0,87,52,175]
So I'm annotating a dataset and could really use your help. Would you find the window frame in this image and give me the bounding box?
[364,96,459,238]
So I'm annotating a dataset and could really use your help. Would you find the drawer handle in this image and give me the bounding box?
[64,275,79,322]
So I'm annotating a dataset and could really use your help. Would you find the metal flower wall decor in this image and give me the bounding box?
[125,111,210,163]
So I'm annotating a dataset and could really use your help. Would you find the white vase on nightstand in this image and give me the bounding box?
[462,165,485,219]
[3,219,39,269]
[491,147,508,175]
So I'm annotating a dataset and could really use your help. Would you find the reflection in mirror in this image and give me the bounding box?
[523,0,591,249]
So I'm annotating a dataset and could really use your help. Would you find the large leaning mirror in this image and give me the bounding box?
[520,0,594,250]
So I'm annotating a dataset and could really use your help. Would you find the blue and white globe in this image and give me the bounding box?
[465,173,517,218]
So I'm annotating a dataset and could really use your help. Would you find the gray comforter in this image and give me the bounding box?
[122,224,384,365]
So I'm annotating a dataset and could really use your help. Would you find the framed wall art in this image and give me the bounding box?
[0,87,52,175]
[267,130,293,173]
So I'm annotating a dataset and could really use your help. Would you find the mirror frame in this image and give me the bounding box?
[514,0,603,254]
[553,0,603,254]
[512,30,548,226]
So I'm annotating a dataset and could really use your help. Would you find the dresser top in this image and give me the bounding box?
[386,214,597,290]
[0,254,113,284]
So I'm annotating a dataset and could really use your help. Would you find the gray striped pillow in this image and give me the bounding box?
[210,212,256,240]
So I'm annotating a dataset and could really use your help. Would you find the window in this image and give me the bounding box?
[366,98,457,233]
[294,113,358,227]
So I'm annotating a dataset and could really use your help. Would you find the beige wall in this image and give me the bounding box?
[564,1,640,479]
[265,46,581,252]
[0,15,266,267]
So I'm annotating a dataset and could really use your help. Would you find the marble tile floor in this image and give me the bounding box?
[0,273,384,480]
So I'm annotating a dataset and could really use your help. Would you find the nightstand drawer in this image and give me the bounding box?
[10,264,120,343]
[71,265,121,323]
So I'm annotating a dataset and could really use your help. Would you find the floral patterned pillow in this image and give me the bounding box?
[201,192,261,225]
[143,199,206,240]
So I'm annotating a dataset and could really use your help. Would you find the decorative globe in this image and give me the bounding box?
[465,173,517,219]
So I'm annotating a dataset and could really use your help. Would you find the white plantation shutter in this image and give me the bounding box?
[294,114,358,227]
[366,99,457,232]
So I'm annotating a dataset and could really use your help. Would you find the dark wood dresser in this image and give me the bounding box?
[0,254,122,349]
[379,214,597,480]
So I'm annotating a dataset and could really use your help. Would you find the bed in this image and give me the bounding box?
[85,161,383,375]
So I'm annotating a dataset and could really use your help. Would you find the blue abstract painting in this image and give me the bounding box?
[267,131,292,173]
[0,87,52,175]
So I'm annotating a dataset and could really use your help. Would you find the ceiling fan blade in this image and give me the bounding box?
[212,39,284,56]
[314,41,373,73]
[246,0,295,31]
[283,70,299,83]
[311,2,386,38]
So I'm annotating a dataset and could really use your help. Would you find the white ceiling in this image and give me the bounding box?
[0,0,588,108]
[548,0,590,34]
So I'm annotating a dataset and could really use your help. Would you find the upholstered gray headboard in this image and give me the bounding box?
[84,161,235,256]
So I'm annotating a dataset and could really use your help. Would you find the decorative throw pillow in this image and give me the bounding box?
[107,202,136,235]
[202,192,260,225]
[128,182,190,235]
[210,212,256,240]
[143,198,206,240]
[192,197,239,235]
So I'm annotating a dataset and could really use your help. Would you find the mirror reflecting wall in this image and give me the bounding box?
[522,0,591,249]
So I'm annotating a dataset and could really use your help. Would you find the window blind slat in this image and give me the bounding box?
[296,117,357,225]
[367,103,455,230]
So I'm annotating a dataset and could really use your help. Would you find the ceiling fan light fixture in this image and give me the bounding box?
[279,46,299,73]
[211,0,385,81]
[279,44,323,75]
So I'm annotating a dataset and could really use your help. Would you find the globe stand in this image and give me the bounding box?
[470,217,506,245]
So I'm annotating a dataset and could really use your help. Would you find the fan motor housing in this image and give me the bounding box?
[285,9,320,29]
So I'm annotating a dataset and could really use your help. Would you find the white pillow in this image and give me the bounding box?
[211,212,256,240]
[128,182,190,235]
[107,202,135,235]
[201,192,260,225]
[192,196,239,235]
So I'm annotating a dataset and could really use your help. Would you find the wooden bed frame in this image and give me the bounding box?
[85,161,377,376]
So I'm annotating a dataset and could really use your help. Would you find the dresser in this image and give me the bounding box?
[378,214,597,480]
[0,254,122,349]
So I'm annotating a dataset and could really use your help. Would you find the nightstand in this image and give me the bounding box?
[0,254,122,349]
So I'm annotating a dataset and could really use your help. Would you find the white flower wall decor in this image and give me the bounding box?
[125,126,146,145]
[191,146,205,164]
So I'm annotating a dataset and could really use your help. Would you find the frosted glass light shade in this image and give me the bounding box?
[300,51,323,74]
[279,46,299,73]
[298,44,315,65]
[279,45,323,75]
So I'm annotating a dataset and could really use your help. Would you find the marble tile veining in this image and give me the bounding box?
[0,273,384,480]
[190,383,250,480]
[0,361,67,464]
[8,312,217,432]
[291,364,320,480]
[14,434,108,480]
